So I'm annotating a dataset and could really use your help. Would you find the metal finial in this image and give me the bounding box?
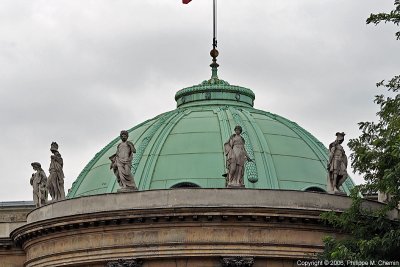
[210,48,219,79]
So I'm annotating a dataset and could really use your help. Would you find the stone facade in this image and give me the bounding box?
[6,189,397,267]
[0,202,35,267]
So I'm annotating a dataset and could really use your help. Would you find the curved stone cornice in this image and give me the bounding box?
[10,189,396,267]
[23,189,392,223]
[0,237,20,251]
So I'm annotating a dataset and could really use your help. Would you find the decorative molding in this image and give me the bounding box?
[106,258,143,267]
[131,110,175,175]
[0,238,14,250]
[12,212,324,247]
[175,83,255,101]
[0,212,28,222]
[137,109,188,190]
[221,256,254,267]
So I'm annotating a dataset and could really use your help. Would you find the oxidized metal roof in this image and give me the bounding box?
[175,78,255,108]
[67,77,355,198]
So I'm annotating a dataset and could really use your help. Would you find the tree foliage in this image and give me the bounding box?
[366,0,400,40]
[350,75,400,210]
[320,189,400,263]
[320,1,400,263]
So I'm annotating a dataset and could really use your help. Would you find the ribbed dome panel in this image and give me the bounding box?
[68,104,355,198]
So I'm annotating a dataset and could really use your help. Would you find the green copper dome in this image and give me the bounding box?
[67,75,355,198]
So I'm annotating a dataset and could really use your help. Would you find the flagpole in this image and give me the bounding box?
[210,0,219,79]
[213,0,217,49]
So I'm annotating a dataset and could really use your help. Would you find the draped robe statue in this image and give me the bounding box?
[109,130,137,191]
[224,126,252,188]
[30,162,48,207]
[47,142,66,201]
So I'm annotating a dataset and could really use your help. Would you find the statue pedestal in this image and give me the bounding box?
[332,191,347,196]
[117,187,138,193]
[227,184,245,189]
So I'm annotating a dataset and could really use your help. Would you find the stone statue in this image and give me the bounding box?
[221,256,255,267]
[30,162,48,207]
[327,132,348,193]
[223,126,252,188]
[107,259,143,267]
[47,142,66,201]
[109,130,138,191]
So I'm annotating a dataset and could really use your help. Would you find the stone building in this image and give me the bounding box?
[1,71,397,267]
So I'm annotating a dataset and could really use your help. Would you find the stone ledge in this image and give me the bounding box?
[0,237,24,254]
[25,189,395,224]
[12,212,330,247]
[10,189,379,267]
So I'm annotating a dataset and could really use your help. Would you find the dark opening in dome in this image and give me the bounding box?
[171,182,201,189]
[304,186,326,193]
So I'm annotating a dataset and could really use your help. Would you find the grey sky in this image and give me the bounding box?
[0,0,398,201]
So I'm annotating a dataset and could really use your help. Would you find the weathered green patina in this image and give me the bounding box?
[67,73,355,198]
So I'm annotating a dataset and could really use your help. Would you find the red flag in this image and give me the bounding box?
[182,0,192,4]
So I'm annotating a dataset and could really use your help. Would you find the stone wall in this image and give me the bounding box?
[0,202,34,267]
[12,189,392,267]
[4,190,397,267]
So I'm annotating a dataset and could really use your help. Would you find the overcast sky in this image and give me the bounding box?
[0,0,398,201]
